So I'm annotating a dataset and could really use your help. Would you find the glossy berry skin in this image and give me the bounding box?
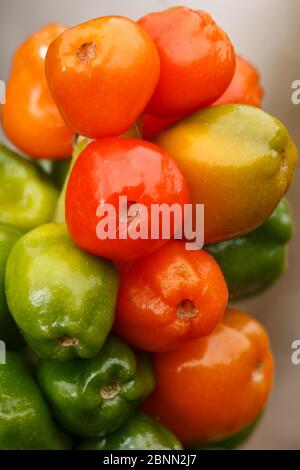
[214,55,264,107]
[0,143,58,232]
[142,113,178,140]
[54,124,141,223]
[79,412,183,450]
[66,138,190,262]
[156,104,298,244]
[142,309,274,447]
[37,336,154,437]
[45,16,160,139]
[5,223,119,361]
[192,415,261,450]
[138,7,235,118]
[2,24,74,159]
[114,241,228,352]
[0,352,70,450]
[142,55,264,140]
[207,198,293,300]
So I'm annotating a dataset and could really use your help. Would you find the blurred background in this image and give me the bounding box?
[0,0,299,449]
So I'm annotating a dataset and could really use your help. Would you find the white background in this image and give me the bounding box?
[0,0,300,449]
